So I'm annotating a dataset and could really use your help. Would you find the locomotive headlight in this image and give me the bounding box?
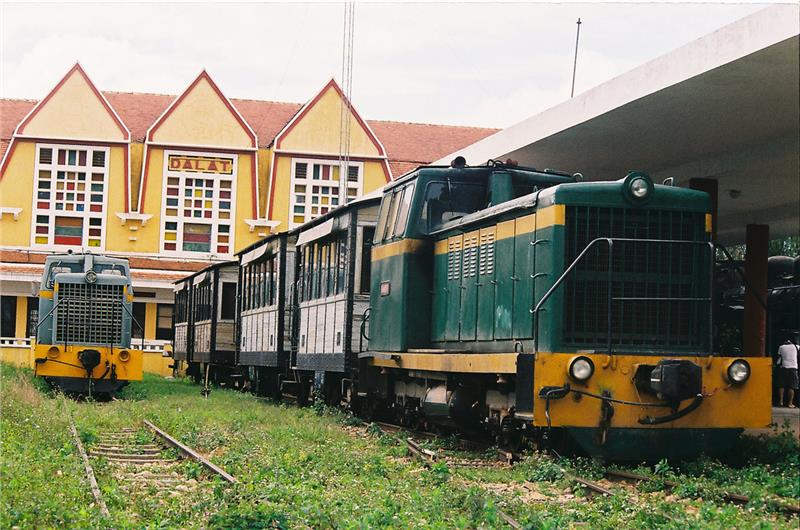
[630,177,649,198]
[47,346,60,359]
[568,356,595,382]
[726,359,750,385]
[85,270,97,284]
[118,350,130,362]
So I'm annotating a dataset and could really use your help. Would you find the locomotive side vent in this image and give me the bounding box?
[563,206,710,351]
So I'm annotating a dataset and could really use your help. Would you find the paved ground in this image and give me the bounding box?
[745,407,800,437]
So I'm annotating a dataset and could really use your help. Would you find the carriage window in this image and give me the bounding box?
[360,227,375,294]
[417,181,486,233]
[220,282,236,320]
[393,183,415,238]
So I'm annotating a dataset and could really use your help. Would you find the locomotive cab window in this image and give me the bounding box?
[418,181,486,233]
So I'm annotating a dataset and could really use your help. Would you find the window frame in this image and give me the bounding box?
[289,157,364,228]
[159,149,238,258]
[31,143,110,251]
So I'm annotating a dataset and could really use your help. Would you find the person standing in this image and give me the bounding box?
[777,337,799,408]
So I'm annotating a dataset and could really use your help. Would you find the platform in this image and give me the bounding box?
[744,406,800,437]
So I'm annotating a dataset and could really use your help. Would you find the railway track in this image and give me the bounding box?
[375,422,799,523]
[68,418,236,518]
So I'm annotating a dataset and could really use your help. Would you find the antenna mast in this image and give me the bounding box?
[570,18,582,98]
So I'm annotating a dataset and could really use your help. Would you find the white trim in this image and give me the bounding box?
[0,207,22,220]
[244,218,280,233]
[29,143,111,252]
[115,212,153,226]
[158,148,238,260]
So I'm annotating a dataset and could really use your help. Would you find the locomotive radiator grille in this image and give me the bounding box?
[563,206,710,351]
[55,283,124,345]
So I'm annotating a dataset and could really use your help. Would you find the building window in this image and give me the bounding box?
[26,297,39,337]
[155,304,173,341]
[1,296,17,337]
[32,144,109,249]
[160,151,237,256]
[290,159,363,227]
[132,302,147,339]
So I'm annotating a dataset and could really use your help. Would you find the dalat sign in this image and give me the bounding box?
[168,155,235,175]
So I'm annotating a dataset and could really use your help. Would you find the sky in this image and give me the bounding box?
[0,1,772,129]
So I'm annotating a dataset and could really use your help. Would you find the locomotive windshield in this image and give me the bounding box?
[417,181,486,233]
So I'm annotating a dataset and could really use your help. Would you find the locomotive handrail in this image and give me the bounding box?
[359,307,372,351]
[532,237,715,356]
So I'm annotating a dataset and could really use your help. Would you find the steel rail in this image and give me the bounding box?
[68,417,110,518]
[605,469,800,516]
[143,420,237,484]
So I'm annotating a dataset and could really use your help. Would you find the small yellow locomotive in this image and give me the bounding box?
[33,253,143,397]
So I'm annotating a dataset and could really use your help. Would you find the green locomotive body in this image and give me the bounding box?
[364,161,770,459]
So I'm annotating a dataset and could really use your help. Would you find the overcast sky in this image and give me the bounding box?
[0,2,771,128]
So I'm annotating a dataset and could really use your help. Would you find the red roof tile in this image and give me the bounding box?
[1,93,497,174]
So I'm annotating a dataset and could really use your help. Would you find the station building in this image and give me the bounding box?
[0,64,496,369]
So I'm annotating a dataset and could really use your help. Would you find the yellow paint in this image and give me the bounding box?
[372,238,428,262]
[531,353,771,429]
[533,205,564,230]
[129,142,145,211]
[280,84,380,156]
[496,219,515,241]
[705,213,713,233]
[515,213,536,235]
[32,343,143,381]
[14,296,27,339]
[0,141,35,246]
[105,145,145,252]
[369,352,518,374]
[462,230,480,249]
[0,344,35,368]
[20,69,127,141]
[434,239,448,256]
[150,76,253,148]
[234,152,260,252]
[141,351,176,377]
[145,303,157,340]
[39,290,53,299]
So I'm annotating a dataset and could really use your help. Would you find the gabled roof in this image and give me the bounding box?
[1,89,497,172]
[15,63,130,141]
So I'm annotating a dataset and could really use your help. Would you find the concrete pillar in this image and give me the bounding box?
[14,296,27,338]
[743,224,768,357]
[690,178,718,242]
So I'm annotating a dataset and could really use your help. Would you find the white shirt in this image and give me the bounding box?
[778,343,799,369]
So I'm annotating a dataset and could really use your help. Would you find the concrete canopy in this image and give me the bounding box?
[440,6,799,245]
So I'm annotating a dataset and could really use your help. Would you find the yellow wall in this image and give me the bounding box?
[145,302,157,339]
[234,153,260,252]
[129,142,145,212]
[14,296,27,338]
[151,76,253,149]
[280,85,381,157]
[0,141,35,247]
[103,145,136,252]
[21,70,127,142]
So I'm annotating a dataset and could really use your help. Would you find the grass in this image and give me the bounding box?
[1,362,798,529]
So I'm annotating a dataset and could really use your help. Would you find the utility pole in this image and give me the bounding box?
[571,18,582,98]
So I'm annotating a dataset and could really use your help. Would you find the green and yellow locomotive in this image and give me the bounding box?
[362,159,770,460]
[33,252,143,396]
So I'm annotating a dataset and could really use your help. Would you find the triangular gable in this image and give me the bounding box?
[275,79,386,157]
[15,63,130,142]
[147,71,256,149]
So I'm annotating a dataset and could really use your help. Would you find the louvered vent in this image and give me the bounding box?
[479,232,495,276]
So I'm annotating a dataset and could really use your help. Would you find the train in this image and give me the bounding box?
[32,252,143,397]
[173,159,772,460]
